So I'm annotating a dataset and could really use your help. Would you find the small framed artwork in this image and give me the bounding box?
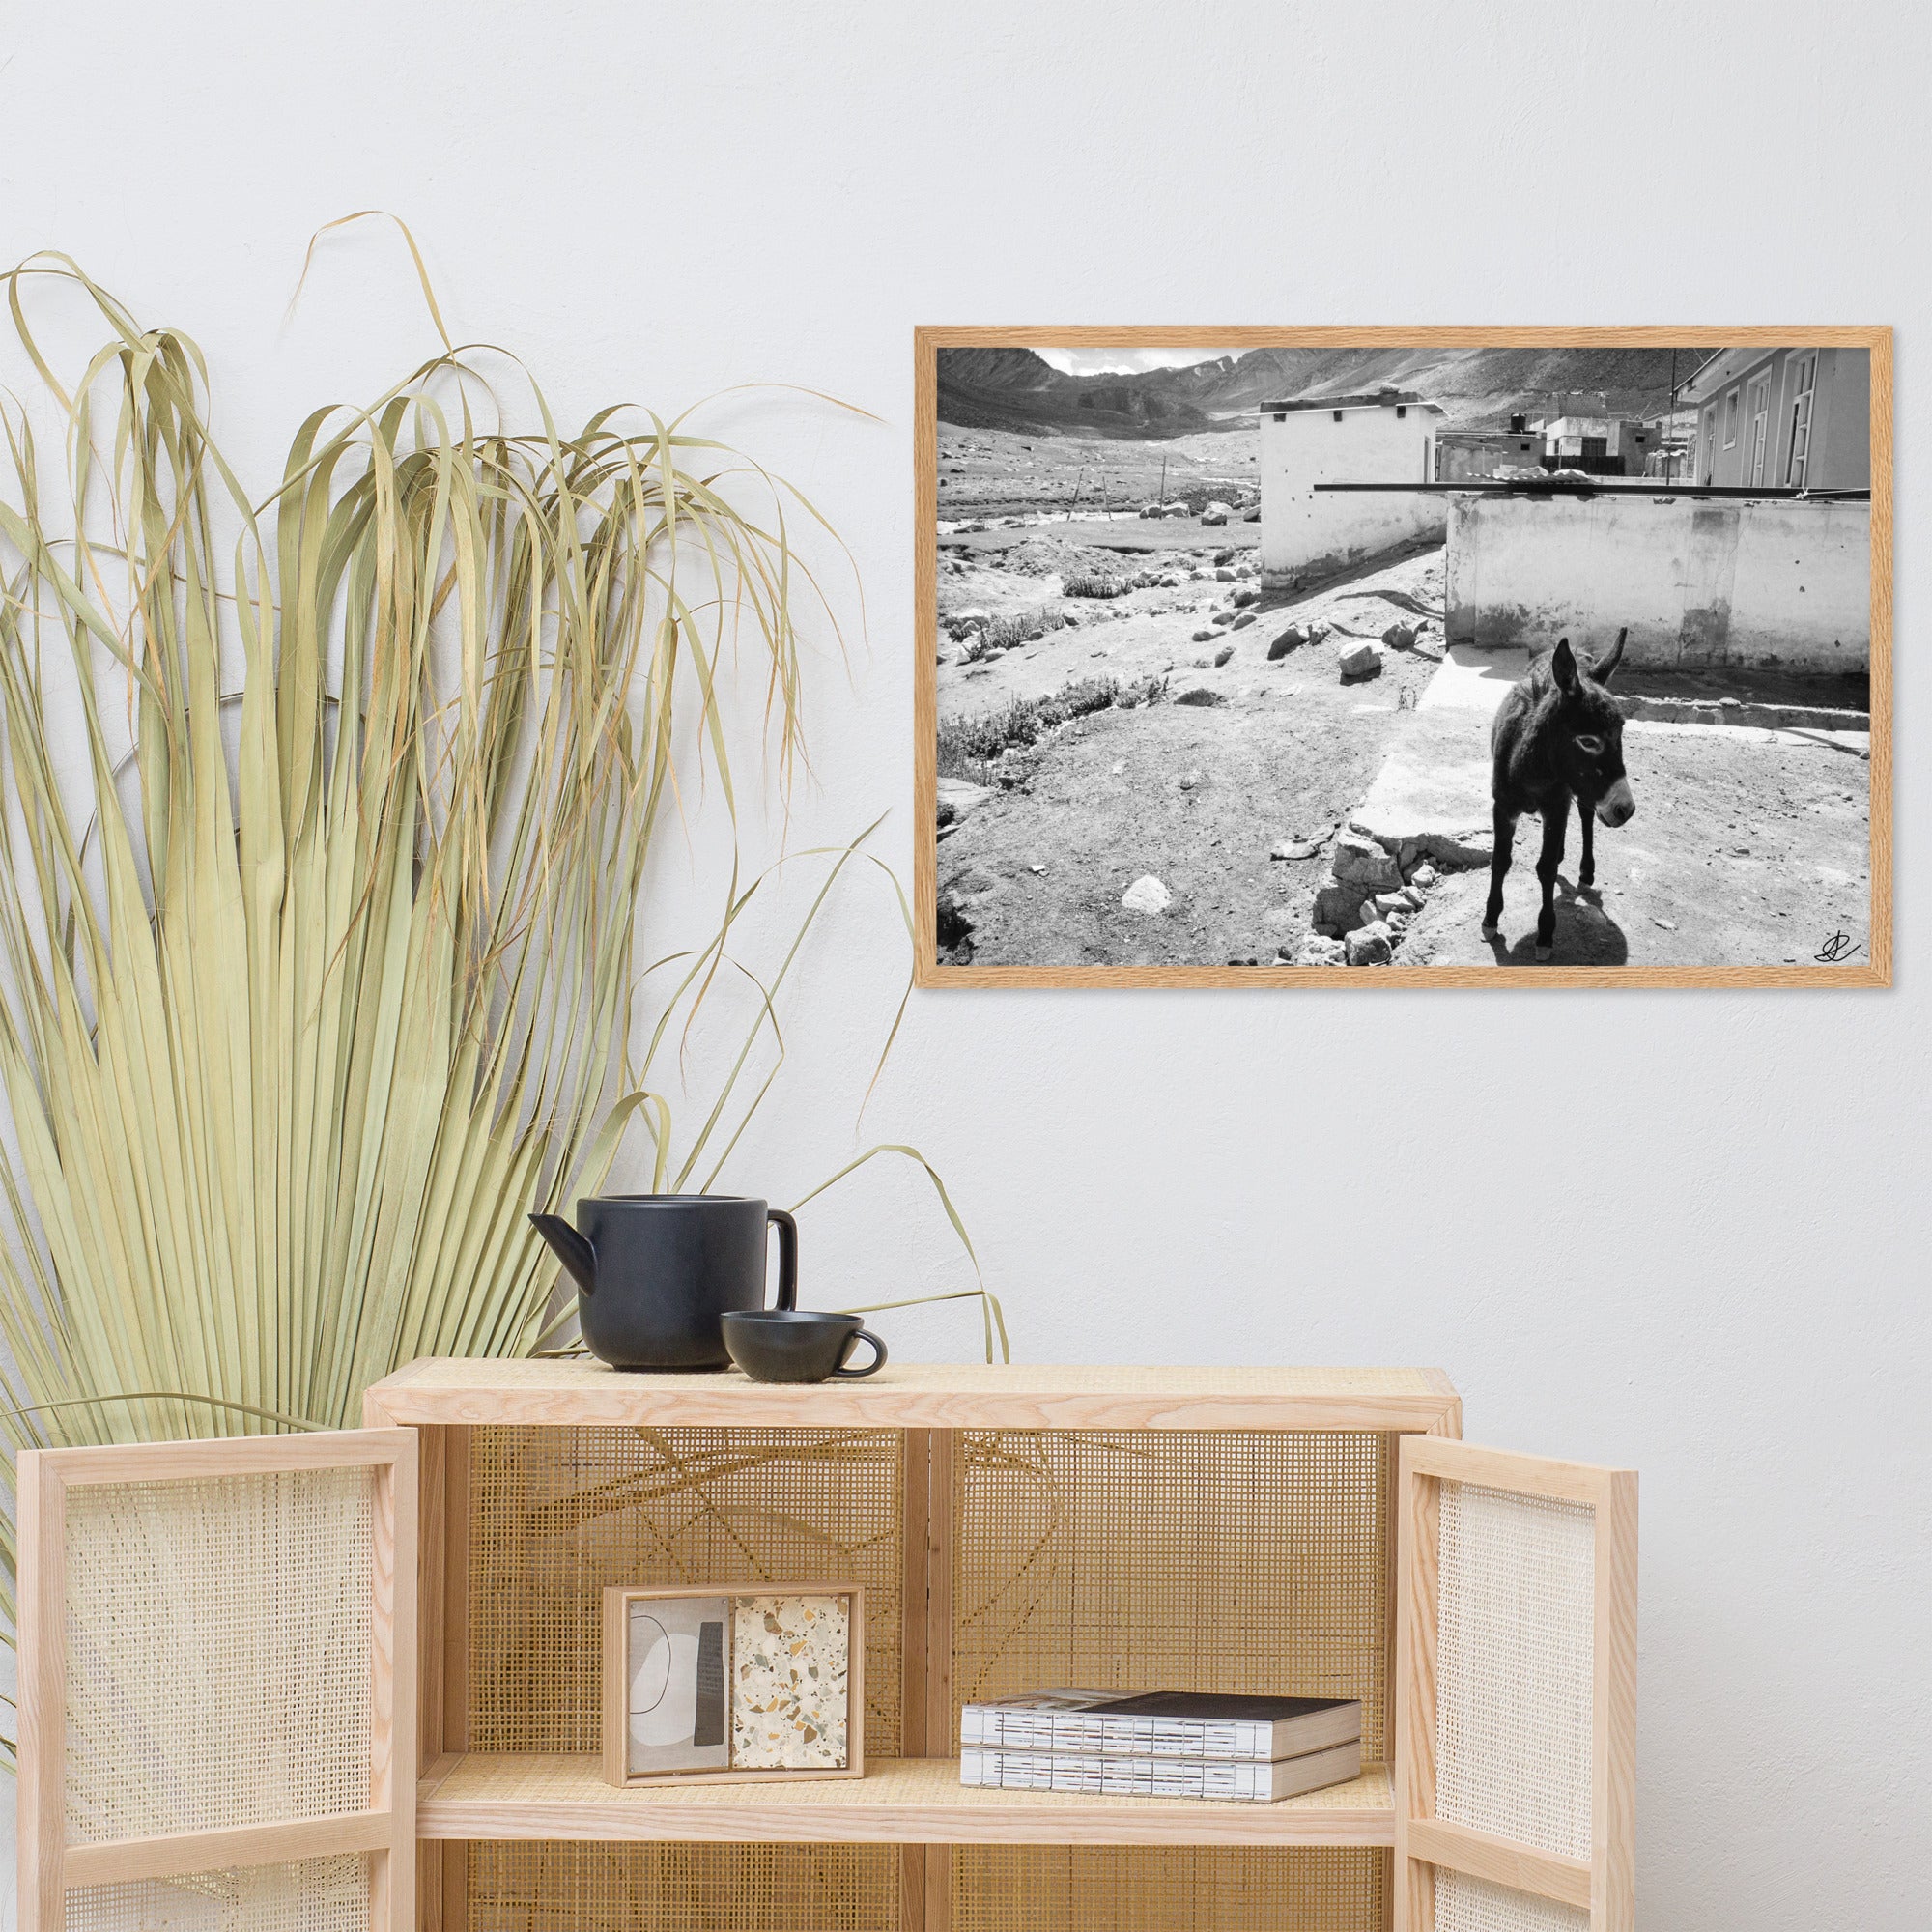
[601,1583,865,1787]
[914,326,1891,988]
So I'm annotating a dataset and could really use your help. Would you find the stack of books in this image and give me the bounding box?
[958,1689,1362,1804]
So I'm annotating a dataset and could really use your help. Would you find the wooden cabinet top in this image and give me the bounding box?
[364,1358,1461,1433]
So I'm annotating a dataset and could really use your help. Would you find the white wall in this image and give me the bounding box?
[1260,405,1446,581]
[1447,494,1872,668]
[0,6,1926,1929]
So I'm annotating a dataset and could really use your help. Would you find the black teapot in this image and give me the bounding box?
[529,1194,798,1371]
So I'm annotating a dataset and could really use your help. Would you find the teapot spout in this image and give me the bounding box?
[529,1213,598,1296]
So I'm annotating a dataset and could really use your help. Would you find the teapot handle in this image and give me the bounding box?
[767,1208,799,1311]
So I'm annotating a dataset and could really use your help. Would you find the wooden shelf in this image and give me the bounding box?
[366,1357,1461,1434]
[416,1753,1395,1848]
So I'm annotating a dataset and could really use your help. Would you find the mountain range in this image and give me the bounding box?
[937,345,1693,440]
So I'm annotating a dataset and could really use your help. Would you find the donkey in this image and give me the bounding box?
[1483,629,1634,961]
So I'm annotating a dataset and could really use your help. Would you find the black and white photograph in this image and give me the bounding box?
[923,332,1888,982]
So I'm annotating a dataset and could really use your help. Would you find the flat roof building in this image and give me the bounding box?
[1256,392,1448,585]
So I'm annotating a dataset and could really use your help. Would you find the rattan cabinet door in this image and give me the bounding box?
[1394,1439,1636,1932]
[16,1430,417,1932]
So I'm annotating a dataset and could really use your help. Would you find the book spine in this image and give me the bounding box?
[959,1748,1274,1802]
[957,1709,1277,1761]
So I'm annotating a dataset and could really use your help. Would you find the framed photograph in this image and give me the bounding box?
[914,327,1891,988]
[601,1583,865,1787]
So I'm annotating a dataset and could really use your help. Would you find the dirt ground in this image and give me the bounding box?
[935,534,1873,971]
[1400,724,1872,968]
[938,657,1438,968]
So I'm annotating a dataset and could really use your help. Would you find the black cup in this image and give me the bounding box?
[721,1310,888,1384]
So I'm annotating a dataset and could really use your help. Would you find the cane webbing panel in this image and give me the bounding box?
[467,1841,896,1932]
[953,1846,1387,1932]
[64,1855,370,1932]
[468,1426,902,1757]
[1435,1481,1595,1861]
[1434,1870,1590,1932]
[952,1431,1392,1759]
[63,1469,375,1842]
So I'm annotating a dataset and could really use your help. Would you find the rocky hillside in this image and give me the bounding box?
[937,347,1223,439]
[938,344,1691,438]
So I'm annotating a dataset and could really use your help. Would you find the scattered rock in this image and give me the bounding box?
[1267,624,1307,661]
[1330,829,1403,891]
[1653,917,1678,931]
[1270,836,1326,862]
[1193,656,1211,668]
[1214,567,1236,582]
[1121,874,1172,916]
[1201,502,1231,526]
[1373,891,1409,918]
[1179,772,1201,790]
[1191,627,1217,643]
[936,893,975,952]
[944,608,991,638]
[1232,586,1260,608]
[1313,873,1368,928]
[1172,687,1227,708]
[1213,645,1235,667]
[936,776,996,835]
[1214,549,1236,566]
[1211,611,1236,627]
[1381,621,1418,650]
[1338,641,1385,682]
[1231,612,1257,631]
[1028,863,1047,875]
[1346,923,1394,966]
[1295,935,1348,967]
[1401,884,1427,911]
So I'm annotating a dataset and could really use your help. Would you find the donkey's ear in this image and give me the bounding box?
[1591,627,1627,685]
[1551,639,1578,691]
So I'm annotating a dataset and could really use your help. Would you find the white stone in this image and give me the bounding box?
[1121,875,1172,915]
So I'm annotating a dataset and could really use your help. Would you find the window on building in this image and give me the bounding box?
[1702,406,1717,484]
[1785,353,1817,488]
[1723,388,1740,448]
[1332,410,1344,422]
[1396,405,1407,419]
[1746,373,1774,486]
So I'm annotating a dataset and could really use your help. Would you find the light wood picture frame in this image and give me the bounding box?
[15,1428,417,1932]
[602,1582,867,1788]
[916,325,1891,988]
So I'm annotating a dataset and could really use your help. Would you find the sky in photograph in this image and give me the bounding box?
[1036,347,1243,376]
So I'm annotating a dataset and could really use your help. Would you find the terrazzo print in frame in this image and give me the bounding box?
[731,1593,853,1770]
[602,1584,865,1786]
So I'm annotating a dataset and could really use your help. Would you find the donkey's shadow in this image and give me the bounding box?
[1483,880,1630,966]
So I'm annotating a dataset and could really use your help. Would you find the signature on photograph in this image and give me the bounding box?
[1814,931,1862,964]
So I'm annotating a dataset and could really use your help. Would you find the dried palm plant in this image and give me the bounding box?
[0,236,998,1766]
